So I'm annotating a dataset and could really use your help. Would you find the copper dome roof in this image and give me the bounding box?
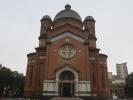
[54,4,82,22]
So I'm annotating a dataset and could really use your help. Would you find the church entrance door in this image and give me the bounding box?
[59,71,75,97]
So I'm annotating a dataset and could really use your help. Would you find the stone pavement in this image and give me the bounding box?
[0,98,29,100]
[50,97,83,100]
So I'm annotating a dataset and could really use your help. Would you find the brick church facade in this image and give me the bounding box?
[24,4,109,100]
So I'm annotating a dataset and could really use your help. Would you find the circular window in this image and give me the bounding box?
[59,44,76,59]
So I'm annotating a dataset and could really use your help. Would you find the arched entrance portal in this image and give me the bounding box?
[59,71,75,97]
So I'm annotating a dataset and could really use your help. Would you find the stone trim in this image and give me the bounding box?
[50,31,85,42]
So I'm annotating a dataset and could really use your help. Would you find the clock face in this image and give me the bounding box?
[59,44,76,59]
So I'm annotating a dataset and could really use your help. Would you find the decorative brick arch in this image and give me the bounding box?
[56,66,78,82]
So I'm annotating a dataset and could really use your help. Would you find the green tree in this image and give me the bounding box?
[0,67,25,97]
[125,72,133,97]
[0,67,13,97]
[12,71,25,97]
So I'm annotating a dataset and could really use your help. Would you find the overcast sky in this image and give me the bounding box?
[0,0,133,75]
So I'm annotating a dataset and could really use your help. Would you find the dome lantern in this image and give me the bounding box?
[65,4,71,10]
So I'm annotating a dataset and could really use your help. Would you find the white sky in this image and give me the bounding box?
[0,0,133,75]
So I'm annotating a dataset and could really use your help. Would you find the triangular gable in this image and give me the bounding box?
[55,63,79,73]
[50,31,85,42]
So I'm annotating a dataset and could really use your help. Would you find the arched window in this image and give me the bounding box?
[59,71,75,80]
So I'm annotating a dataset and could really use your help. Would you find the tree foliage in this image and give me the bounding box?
[0,67,25,97]
[125,72,133,97]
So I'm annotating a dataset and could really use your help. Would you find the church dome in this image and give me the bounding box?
[84,16,95,22]
[54,4,82,22]
[41,15,52,21]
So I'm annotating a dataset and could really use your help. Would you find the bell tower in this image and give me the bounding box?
[39,15,52,47]
[84,16,96,48]
[84,16,95,35]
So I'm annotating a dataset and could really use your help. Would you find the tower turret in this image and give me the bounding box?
[39,15,52,47]
[84,16,95,35]
[84,16,96,48]
[40,15,52,32]
[88,34,97,48]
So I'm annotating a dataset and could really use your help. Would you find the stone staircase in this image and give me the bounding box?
[50,97,83,100]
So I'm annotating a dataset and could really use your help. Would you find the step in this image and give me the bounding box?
[50,97,83,100]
